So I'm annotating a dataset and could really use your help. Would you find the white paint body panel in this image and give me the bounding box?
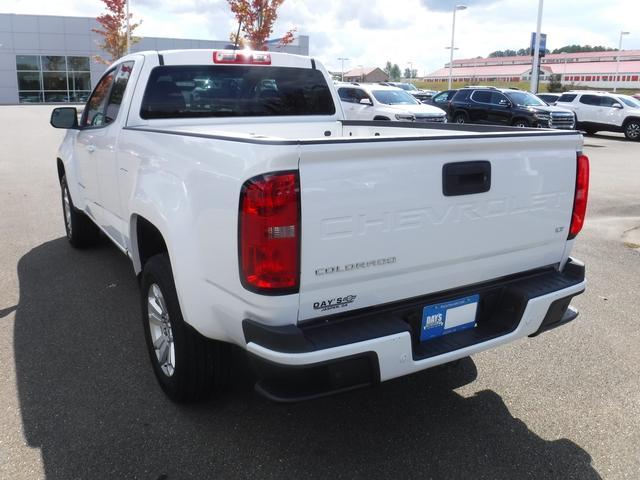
[56,50,585,378]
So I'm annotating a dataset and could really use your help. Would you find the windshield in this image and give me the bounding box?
[505,91,546,107]
[617,95,640,108]
[141,65,335,119]
[394,83,417,91]
[371,89,419,105]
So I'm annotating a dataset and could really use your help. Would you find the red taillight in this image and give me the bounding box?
[213,51,271,65]
[239,171,300,294]
[568,153,590,239]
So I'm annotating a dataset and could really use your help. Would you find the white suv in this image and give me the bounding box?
[337,83,447,123]
[556,91,640,140]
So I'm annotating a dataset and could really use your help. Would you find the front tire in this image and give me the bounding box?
[624,120,640,141]
[60,175,100,248]
[141,254,229,403]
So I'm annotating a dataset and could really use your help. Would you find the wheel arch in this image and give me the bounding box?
[56,158,65,182]
[622,116,640,128]
[130,214,169,275]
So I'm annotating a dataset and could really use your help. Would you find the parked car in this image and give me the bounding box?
[424,89,458,107]
[382,82,436,102]
[556,91,640,140]
[338,83,447,122]
[50,49,587,403]
[448,87,576,129]
[536,93,561,105]
[633,93,640,101]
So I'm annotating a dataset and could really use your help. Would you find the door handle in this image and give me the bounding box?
[86,145,96,153]
[442,161,491,196]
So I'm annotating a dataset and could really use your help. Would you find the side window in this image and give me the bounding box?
[81,69,116,127]
[492,92,509,105]
[558,93,576,103]
[599,96,618,108]
[353,89,371,103]
[338,88,354,103]
[471,90,492,103]
[105,61,135,123]
[579,95,600,106]
[452,90,471,102]
[434,92,449,104]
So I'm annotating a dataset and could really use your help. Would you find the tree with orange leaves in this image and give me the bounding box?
[227,0,295,51]
[93,0,142,64]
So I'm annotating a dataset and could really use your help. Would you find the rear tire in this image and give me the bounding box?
[512,118,530,128]
[141,253,229,403]
[623,120,640,141]
[453,112,467,124]
[60,174,100,248]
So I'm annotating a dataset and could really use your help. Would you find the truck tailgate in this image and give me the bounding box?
[297,133,581,321]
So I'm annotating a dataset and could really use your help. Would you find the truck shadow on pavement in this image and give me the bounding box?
[14,238,602,480]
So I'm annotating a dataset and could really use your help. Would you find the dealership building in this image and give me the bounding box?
[425,50,640,89]
[0,13,309,105]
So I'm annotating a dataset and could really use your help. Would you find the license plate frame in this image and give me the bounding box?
[420,294,479,342]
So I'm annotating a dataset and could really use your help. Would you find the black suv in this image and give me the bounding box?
[448,87,576,129]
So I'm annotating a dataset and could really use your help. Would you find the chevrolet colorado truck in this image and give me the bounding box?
[50,49,588,403]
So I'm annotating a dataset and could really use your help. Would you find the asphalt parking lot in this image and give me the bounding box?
[0,105,638,480]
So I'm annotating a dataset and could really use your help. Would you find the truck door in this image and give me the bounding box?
[94,61,137,247]
[469,90,491,123]
[575,94,600,124]
[599,95,626,127]
[489,91,512,125]
[75,68,117,221]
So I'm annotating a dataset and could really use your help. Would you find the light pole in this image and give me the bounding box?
[613,30,630,92]
[357,64,364,83]
[338,57,349,82]
[407,61,413,84]
[530,0,544,94]
[126,0,131,55]
[447,5,467,89]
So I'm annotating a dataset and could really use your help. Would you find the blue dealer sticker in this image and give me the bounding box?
[420,294,479,342]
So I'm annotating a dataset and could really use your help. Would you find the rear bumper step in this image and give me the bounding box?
[244,258,585,402]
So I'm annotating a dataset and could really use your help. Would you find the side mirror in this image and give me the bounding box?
[499,99,512,107]
[612,102,623,109]
[50,107,79,129]
[359,98,373,106]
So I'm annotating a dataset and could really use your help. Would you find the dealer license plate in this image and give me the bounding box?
[420,294,479,342]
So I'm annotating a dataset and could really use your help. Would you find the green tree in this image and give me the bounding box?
[384,61,393,76]
[547,74,563,92]
[390,64,401,81]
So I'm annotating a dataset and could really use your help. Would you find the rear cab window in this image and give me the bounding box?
[140,65,336,119]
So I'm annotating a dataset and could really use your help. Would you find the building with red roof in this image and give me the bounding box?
[425,50,640,89]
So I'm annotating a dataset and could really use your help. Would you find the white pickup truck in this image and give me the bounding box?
[51,49,588,403]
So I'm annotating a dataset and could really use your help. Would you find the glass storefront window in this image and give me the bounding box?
[18,91,43,103]
[16,55,92,103]
[16,55,40,71]
[70,72,91,91]
[44,92,71,103]
[41,56,67,72]
[17,71,42,90]
[68,56,90,71]
[43,72,68,91]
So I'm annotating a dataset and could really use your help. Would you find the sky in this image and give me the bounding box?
[2,0,639,75]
